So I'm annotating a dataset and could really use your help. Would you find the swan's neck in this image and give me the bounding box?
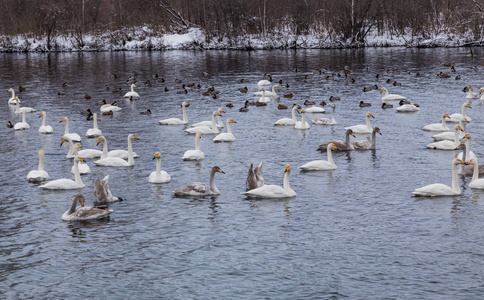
[211,113,217,131]
[73,159,83,186]
[38,151,44,171]
[451,161,460,193]
[66,139,74,157]
[291,107,297,121]
[440,115,447,129]
[194,134,201,150]
[209,170,220,194]
[463,138,471,163]
[10,89,15,98]
[64,119,70,135]
[156,157,161,176]
[42,113,46,126]
[217,114,223,127]
[21,110,26,123]
[93,113,98,129]
[453,128,461,146]
[330,106,335,122]
[127,136,134,165]
[226,120,232,134]
[131,85,135,92]
[15,103,20,113]
[272,86,277,94]
[67,197,78,216]
[371,130,377,149]
[345,131,352,147]
[301,112,306,127]
[365,115,372,129]
[101,138,108,159]
[327,146,335,166]
[461,104,468,117]
[384,89,389,96]
[182,104,188,123]
[283,170,294,194]
[471,161,479,182]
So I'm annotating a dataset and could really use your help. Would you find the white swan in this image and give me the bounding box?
[312,104,337,125]
[299,143,338,171]
[431,118,468,141]
[254,85,279,97]
[185,112,221,134]
[27,149,49,182]
[426,125,463,150]
[60,117,81,142]
[468,158,484,189]
[39,156,85,190]
[124,83,140,99]
[344,112,374,134]
[106,134,139,159]
[422,113,450,131]
[86,113,102,137]
[174,166,225,196]
[93,175,121,203]
[275,105,299,126]
[14,110,30,130]
[149,152,171,183]
[100,103,122,113]
[71,143,90,175]
[448,102,471,122]
[73,136,105,159]
[381,87,406,101]
[62,195,113,221]
[213,119,236,142]
[191,107,225,128]
[294,109,310,130]
[7,88,18,104]
[304,104,326,113]
[158,102,189,125]
[242,164,296,198]
[38,111,53,134]
[257,88,271,103]
[396,103,420,112]
[94,135,138,167]
[352,127,382,150]
[257,80,272,86]
[246,161,264,191]
[466,85,478,99]
[14,97,36,114]
[412,158,465,196]
[183,131,205,160]
[480,87,484,101]
[457,133,476,163]
[61,136,77,158]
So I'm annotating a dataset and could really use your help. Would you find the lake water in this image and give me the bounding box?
[1,48,484,299]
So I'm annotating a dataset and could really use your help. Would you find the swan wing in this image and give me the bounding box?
[174,182,210,196]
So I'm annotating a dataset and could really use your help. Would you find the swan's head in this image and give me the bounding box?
[328,143,337,150]
[480,88,484,94]
[39,111,46,118]
[153,152,161,160]
[228,119,236,124]
[74,156,85,163]
[59,117,68,123]
[453,158,466,166]
[374,127,382,135]
[215,112,221,116]
[260,88,265,91]
[301,109,305,113]
[467,158,478,166]
[212,166,225,174]
[466,103,472,108]
[8,88,12,92]
[462,118,469,123]
[366,112,374,118]
[132,84,137,88]
[456,126,464,132]
[274,85,280,91]
[74,195,86,207]
[284,164,291,173]
[380,88,387,93]
[443,113,450,119]
[182,102,189,107]
[96,136,105,145]
[347,129,356,138]
[60,136,72,146]
[462,133,471,140]
[74,143,82,150]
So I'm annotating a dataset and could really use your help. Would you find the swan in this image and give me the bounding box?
[426,125,463,150]
[448,102,471,122]
[466,85,478,99]
[422,113,450,131]
[27,149,49,182]
[61,136,77,158]
[71,143,91,175]
[431,118,468,141]
[257,88,271,103]
[93,175,121,203]
[73,136,105,159]
[100,102,122,113]
[318,129,356,151]
[480,88,484,100]
[246,161,265,191]
[304,104,326,113]
[254,85,279,97]
[106,134,139,159]
[94,135,138,167]
[457,133,476,163]
[60,117,81,142]
[344,112,374,134]
[85,113,102,137]
[412,158,465,196]
[213,119,236,142]
[381,87,406,101]
[242,164,296,198]
[39,156,85,190]
[38,111,53,134]
[149,152,171,183]
[185,112,221,134]
[257,80,272,86]
[7,88,18,104]
[191,107,225,128]
[467,159,484,189]
[14,97,36,114]
[158,102,189,125]
[274,105,299,126]
[352,127,382,150]
[174,166,225,196]
[14,110,30,130]
[62,195,113,221]
[299,143,338,171]
[124,83,140,99]
[294,109,310,130]
[312,104,337,125]
[183,131,204,160]
[396,103,420,112]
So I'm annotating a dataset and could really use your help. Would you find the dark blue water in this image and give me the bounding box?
[1,48,484,299]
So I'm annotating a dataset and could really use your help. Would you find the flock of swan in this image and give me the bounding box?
[6,72,484,221]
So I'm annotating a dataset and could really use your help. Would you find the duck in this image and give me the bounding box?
[14,110,30,130]
[426,125,463,150]
[344,112,374,134]
[174,166,225,196]
[422,113,450,131]
[185,112,221,134]
[238,87,248,93]
[60,117,81,142]
[239,103,249,112]
[140,109,152,115]
[351,127,382,150]
[277,104,288,109]
[148,152,171,183]
[283,93,293,98]
[27,149,49,182]
[102,110,113,116]
[381,102,393,109]
[213,119,236,142]
[318,129,356,152]
[380,87,406,101]
[257,88,271,103]
[412,158,465,196]
[6,121,13,128]
[62,195,113,221]
[255,101,267,106]
[226,103,234,108]
[242,164,296,198]
[305,104,325,113]
[299,143,338,171]
[7,88,18,104]
[14,97,36,114]
[245,162,265,191]
[84,94,91,100]
[158,102,189,125]
[359,101,371,107]
[254,85,279,97]
[312,104,337,125]
[182,131,204,160]
[124,83,139,99]
[85,113,102,138]
[448,102,471,122]
[18,86,26,92]
[329,96,340,101]
[191,107,225,128]
[294,109,310,130]
[80,108,92,116]
[96,99,107,105]
[396,103,420,112]
[304,100,315,106]
[39,156,85,190]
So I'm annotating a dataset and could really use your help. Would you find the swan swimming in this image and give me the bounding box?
[39,156,85,190]
[183,131,205,160]
[60,117,81,142]
[294,109,310,130]
[299,143,338,171]
[246,161,264,191]
[422,113,450,131]
[242,164,296,198]
[213,119,236,142]
[38,111,53,134]
[27,149,49,182]
[275,105,299,126]
[174,166,225,196]
[62,195,113,221]
[93,175,121,203]
[344,112,374,134]
[312,104,337,125]
[14,110,30,130]
[86,113,102,137]
[381,87,406,101]
[158,102,189,125]
[412,158,465,197]
[149,152,171,183]
[124,83,140,99]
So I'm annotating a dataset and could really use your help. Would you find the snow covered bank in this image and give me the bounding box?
[0,27,482,52]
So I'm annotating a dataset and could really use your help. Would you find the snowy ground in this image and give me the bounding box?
[0,27,482,52]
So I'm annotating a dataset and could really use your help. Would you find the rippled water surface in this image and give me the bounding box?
[1,48,484,299]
